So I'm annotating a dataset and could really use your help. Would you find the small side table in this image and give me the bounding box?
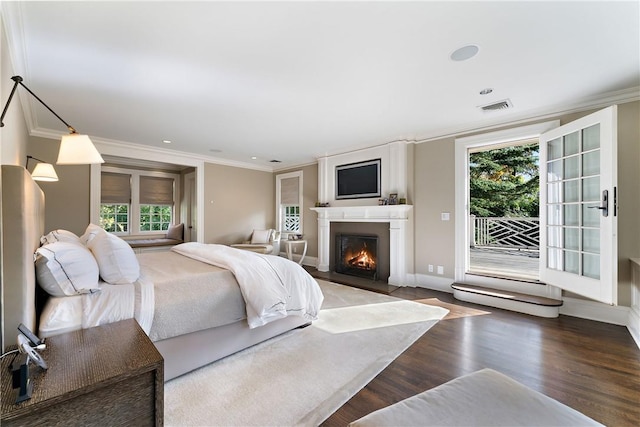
[283,239,307,265]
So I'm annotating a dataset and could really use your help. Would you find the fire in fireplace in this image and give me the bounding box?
[335,234,378,280]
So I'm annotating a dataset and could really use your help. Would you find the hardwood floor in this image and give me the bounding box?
[320,286,640,426]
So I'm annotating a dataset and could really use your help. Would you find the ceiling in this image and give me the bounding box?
[3,1,639,170]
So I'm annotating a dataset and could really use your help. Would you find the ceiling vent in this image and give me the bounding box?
[269,159,282,163]
[479,99,513,112]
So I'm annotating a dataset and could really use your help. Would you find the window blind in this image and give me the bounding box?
[101,172,131,203]
[281,177,299,205]
[139,176,174,205]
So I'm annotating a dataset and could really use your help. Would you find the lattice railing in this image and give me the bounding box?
[284,216,300,233]
[472,217,539,249]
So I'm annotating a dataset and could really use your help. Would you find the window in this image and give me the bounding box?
[100,171,131,233]
[139,175,175,232]
[140,205,172,231]
[100,167,179,235]
[100,204,129,232]
[283,205,300,233]
[276,171,303,235]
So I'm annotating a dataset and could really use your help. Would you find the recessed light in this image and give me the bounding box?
[162,140,172,144]
[450,45,479,62]
[479,88,493,95]
[251,156,258,160]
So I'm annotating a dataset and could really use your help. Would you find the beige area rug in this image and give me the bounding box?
[164,280,449,427]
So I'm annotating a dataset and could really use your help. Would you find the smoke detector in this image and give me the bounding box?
[479,99,513,112]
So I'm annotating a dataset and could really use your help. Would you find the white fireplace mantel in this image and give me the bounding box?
[311,205,413,286]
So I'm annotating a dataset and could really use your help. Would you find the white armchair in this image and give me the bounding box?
[230,229,281,255]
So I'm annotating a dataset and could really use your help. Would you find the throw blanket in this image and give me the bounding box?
[172,243,324,328]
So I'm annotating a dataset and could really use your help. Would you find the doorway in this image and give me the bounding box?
[468,140,540,281]
[454,107,617,305]
[454,120,560,294]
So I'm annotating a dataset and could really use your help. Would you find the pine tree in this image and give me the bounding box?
[469,143,539,218]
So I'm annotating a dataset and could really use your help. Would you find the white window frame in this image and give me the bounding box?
[89,144,205,243]
[275,170,303,238]
[99,166,180,236]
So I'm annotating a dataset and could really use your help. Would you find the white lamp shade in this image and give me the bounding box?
[31,162,59,181]
[57,133,105,164]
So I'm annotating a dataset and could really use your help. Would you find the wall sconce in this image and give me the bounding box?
[0,76,104,164]
[26,155,58,182]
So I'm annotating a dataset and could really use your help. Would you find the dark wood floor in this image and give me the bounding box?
[320,286,640,426]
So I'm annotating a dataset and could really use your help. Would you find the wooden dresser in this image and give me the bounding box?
[1,319,163,426]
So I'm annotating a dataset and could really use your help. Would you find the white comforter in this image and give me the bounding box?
[172,243,324,328]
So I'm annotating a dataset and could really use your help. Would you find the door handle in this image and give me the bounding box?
[587,190,608,217]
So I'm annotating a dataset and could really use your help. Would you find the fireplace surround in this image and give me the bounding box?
[310,205,413,286]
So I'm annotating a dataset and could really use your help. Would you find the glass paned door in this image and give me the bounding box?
[540,106,617,305]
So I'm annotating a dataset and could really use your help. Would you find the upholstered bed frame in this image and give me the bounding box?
[1,165,45,351]
[1,165,308,380]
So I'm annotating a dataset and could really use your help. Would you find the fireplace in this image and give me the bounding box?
[311,205,412,286]
[336,234,379,280]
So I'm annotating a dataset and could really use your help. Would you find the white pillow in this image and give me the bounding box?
[80,223,106,246]
[40,229,83,246]
[251,229,272,244]
[87,232,140,284]
[35,242,100,297]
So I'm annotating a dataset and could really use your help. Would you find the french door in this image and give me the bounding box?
[539,106,617,305]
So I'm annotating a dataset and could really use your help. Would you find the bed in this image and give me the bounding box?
[1,165,323,381]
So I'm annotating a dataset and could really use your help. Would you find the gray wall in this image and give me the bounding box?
[203,162,275,245]
[27,136,91,236]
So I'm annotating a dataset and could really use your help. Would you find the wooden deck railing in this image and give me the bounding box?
[471,216,539,250]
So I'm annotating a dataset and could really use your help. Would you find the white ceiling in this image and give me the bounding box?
[3,1,639,170]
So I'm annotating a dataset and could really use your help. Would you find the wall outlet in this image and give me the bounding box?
[441,212,450,221]
[437,265,444,275]
[428,264,434,273]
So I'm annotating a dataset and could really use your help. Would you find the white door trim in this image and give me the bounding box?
[454,120,559,296]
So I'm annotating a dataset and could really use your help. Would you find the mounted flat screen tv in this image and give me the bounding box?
[335,159,381,200]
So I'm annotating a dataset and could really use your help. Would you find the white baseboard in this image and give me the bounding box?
[278,252,318,268]
[560,297,629,326]
[414,274,454,293]
[301,255,318,268]
[627,306,640,349]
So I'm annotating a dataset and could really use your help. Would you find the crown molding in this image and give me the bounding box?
[29,128,275,173]
[412,86,640,145]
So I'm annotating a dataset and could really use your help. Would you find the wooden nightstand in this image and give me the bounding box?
[1,319,163,426]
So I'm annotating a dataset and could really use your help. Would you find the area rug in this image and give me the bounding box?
[164,280,449,426]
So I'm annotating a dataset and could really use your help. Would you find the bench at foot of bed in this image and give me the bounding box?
[348,368,602,427]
